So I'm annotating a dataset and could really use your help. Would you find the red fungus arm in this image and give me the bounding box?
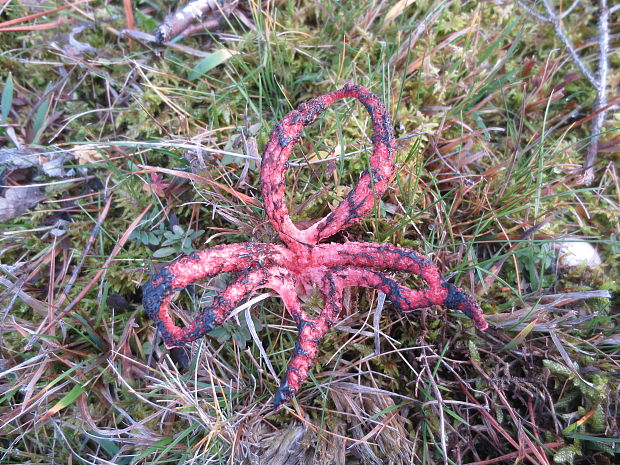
[274,260,487,408]
[312,242,445,284]
[274,271,344,408]
[328,266,488,331]
[260,83,396,249]
[311,242,488,329]
[142,243,298,347]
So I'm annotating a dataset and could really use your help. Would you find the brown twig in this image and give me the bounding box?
[123,0,136,48]
[457,377,542,465]
[472,358,552,464]
[137,164,260,207]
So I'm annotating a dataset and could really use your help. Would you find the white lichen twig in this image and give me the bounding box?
[518,0,612,185]
[584,0,609,185]
[154,0,226,44]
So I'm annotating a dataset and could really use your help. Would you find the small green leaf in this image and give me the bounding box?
[127,160,140,172]
[132,437,174,462]
[172,224,184,235]
[32,98,50,144]
[1,73,14,122]
[251,315,263,332]
[248,123,261,135]
[189,49,238,81]
[89,435,121,460]
[147,232,160,245]
[553,444,581,464]
[501,318,537,351]
[152,247,178,258]
[232,330,248,348]
[208,326,230,343]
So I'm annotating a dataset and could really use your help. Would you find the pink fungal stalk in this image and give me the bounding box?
[142,83,488,409]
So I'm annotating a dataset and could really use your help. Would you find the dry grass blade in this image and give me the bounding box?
[138,164,260,207]
[0,18,65,32]
[0,0,94,29]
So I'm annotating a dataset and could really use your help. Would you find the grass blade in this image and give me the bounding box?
[189,48,238,80]
[1,72,13,121]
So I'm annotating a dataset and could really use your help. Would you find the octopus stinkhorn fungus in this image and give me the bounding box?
[142,83,488,408]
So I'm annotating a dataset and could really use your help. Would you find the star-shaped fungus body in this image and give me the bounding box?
[142,83,488,409]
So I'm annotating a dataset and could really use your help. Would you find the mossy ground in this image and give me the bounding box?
[0,1,618,463]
